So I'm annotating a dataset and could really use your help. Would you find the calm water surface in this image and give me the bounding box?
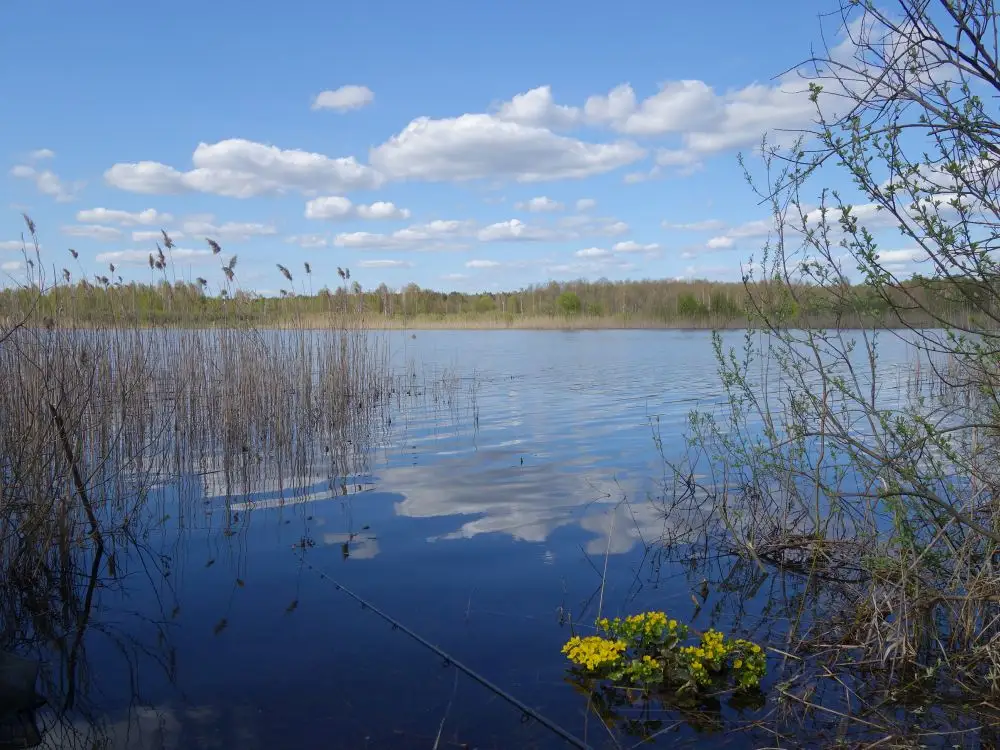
[43,330,925,749]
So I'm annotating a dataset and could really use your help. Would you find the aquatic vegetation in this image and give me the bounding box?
[596,611,686,645]
[561,635,627,671]
[563,611,766,695]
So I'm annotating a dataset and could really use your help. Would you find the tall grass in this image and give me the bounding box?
[0,220,392,745]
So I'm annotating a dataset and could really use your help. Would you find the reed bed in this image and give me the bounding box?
[0,221,397,746]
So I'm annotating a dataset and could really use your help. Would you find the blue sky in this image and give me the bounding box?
[1,0,885,295]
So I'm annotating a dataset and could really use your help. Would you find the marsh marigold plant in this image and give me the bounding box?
[563,611,767,695]
[561,636,627,671]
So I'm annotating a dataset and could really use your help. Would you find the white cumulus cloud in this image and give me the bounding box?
[305,196,353,220]
[876,248,927,264]
[613,240,660,253]
[726,219,773,238]
[536,74,817,172]
[62,225,122,241]
[575,198,597,212]
[514,196,564,213]
[103,162,186,194]
[181,216,277,241]
[393,219,473,241]
[312,85,375,112]
[582,84,636,128]
[466,259,501,269]
[333,219,474,251]
[687,219,772,253]
[495,86,582,130]
[546,258,635,276]
[132,229,184,242]
[575,247,610,258]
[11,164,82,202]
[77,207,174,226]
[285,234,328,248]
[586,81,720,135]
[801,201,902,231]
[557,215,630,237]
[706,236,734,249]
[106,138,383,197]
[663,219,725,231]
[623,167,664,183]
[333,232,393,249]
[499,77,815,166]
[369,114,644,183]
[477,219,559,242]
[96,248,212,265]
[358,259,413,269]
[598,220,630,236]
[305,196,412,221]
[356,201,411,220]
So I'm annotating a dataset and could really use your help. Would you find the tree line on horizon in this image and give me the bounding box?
[0,268,984,328]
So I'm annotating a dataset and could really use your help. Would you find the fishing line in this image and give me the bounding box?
[299,556,593,750]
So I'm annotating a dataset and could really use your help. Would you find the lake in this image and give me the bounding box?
[14,329,937,749]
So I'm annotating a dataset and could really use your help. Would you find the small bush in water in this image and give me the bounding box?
[562,611,766,694]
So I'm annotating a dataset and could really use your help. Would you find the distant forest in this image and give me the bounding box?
[0,273,983,329]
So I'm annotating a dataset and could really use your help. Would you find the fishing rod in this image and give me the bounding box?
[299,556,593,750]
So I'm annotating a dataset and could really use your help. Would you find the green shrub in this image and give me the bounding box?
[556,291,582,315]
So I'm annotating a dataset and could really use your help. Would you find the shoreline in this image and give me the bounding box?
[1,315,938,332]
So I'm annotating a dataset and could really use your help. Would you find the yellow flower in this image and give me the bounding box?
[734,659,743,669]
[562,635,626,672]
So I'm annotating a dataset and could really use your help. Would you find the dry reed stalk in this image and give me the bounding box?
[0,221,399,744]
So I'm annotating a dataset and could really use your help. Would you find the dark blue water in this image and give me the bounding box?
[34,330,928,749]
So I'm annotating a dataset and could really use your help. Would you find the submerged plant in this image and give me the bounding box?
[563,611,766,695]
